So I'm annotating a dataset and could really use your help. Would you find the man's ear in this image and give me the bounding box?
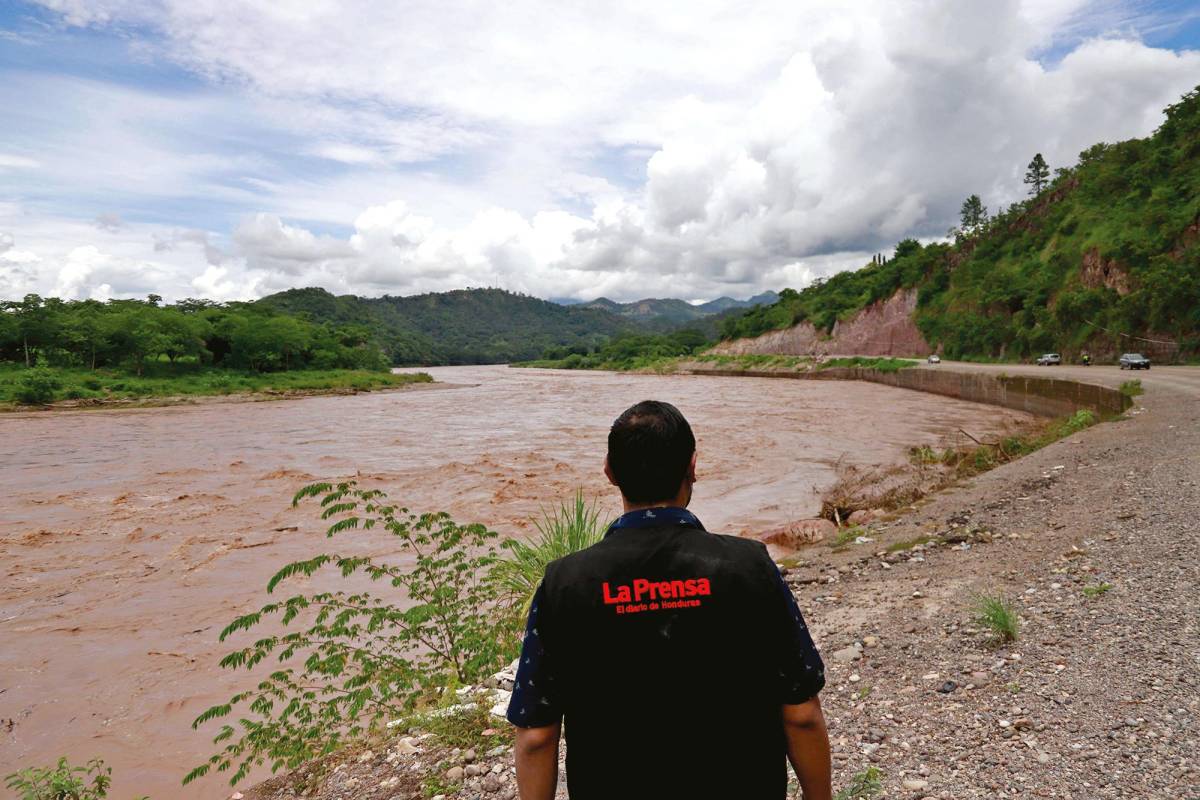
[687,450,697,483]
[603,456,618,487]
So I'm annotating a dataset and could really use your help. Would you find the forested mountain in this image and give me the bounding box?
[721,86,1200,361]
[257,287,637,364]
[577,291,778,326]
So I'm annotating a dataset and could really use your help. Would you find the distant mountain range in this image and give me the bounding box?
[575,292,778,325]
[255,287,777,365]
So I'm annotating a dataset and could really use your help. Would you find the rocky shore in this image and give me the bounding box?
[239,371,1197,800]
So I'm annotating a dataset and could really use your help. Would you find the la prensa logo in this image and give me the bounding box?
[602,577,712,605]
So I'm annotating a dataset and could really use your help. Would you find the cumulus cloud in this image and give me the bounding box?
[94,213,125,232]
[7,0,1200,302]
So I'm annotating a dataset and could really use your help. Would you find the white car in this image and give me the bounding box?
[927,354,941,364]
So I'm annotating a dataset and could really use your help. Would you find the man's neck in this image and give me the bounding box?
[621,501,682,514]
[621,491,691,515]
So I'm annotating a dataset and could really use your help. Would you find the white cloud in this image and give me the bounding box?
[0,153,40,169]
[4,0,1198,303]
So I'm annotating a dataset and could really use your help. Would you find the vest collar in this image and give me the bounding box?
[605,506,706,537]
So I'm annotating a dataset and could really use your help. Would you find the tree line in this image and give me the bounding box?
[722,80,1200,362]
[0,294,390,374]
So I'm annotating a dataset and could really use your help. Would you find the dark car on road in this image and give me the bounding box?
[1036,353,1062,365]
[1119,353,1151,370]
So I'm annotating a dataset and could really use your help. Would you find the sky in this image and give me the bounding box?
[0,1,1198,304]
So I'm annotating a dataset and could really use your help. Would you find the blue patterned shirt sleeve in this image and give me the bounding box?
[506,582,563,728]
[770,565,826,704]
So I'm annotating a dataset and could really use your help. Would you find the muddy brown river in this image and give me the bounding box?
[0,366,1034,797]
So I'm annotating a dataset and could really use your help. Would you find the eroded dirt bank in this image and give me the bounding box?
[0,366,1033,799]
[242,370,1198,800]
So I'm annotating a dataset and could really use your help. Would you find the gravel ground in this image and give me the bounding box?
[242,371,1198,800]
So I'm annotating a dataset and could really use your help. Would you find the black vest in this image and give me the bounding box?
[539,523,801,799]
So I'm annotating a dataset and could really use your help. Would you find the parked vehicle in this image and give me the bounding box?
[1036,353,1062,365]
[1119,353,1151,370]
[927,354,941,364]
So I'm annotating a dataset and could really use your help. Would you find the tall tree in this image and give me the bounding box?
[959,194,988,234]
[1024,153,1050,195]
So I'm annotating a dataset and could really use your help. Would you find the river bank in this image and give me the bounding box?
[0,366,1034,799]
[0,365,432,412]
[234,365,1198,799]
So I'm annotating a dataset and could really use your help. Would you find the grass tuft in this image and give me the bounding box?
[1082,582,1113,598]
[972,593,1019,643]
[490,490,610,614]
[885,535,935,553]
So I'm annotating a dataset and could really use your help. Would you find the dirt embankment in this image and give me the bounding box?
[709,289,932,358]
[241,374,1199,800]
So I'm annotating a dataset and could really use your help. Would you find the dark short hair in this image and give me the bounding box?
[607,401,695,503]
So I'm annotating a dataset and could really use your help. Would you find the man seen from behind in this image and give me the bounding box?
[507,400,832,799]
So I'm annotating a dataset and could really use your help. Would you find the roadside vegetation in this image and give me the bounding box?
[1119,379,1145,398]
[818,356,917,372]
[719,86,1200,362]
[692,353,811,370]
[822,409,1099,522]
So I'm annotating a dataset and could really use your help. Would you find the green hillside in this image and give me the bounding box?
[721,86,1200,361]
[258,287,636,365]
[578,291,778,327]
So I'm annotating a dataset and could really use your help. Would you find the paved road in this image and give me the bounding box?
[917,360,1200,397]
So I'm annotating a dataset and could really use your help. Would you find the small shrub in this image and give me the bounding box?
[972,593,1019,643]
[1119,379,1144,398]
[4,756,146,800]
[1082,582,1113,598]
[835,766,884,800]
[83,377,103,391]
[489,489,609,614]
[15,367,61,405]
[909,445,938,465]
[1058,409,1097,436]
[186,482,519,787]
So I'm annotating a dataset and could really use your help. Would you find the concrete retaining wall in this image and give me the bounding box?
[686,367,1132,418]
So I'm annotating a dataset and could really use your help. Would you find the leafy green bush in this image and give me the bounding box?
[186,482,519,787]
[15,366,61,405]
[5,757,146,800]
[489,490,610,614]
[1058,409,1097,436]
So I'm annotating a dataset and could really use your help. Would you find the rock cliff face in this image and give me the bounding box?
[710,289,932,357]
[1079,248,1132,295]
